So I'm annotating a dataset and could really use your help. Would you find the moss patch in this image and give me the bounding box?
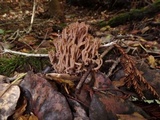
[0,55,50,76]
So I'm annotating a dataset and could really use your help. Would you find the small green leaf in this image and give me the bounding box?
[0,29,5,34]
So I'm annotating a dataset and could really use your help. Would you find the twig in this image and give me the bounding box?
[76,65,93,93]
[27,0,36,33]
[35,29,49,51]
[100,41,117,47]
[1,48,48,57]
[101,45,114,58]
[9,29,21,41]
[105,57,120,77]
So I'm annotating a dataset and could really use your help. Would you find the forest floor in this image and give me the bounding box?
[0,1,160,120]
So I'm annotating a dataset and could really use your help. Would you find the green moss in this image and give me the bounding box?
[0,55,50,76]
[107,0,160,27]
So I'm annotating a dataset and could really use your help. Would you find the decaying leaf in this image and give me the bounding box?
[93,71,113,90]
[89,92,150,120]
[20,71,73,120]
[13,97,28,119]
[45,73,78,88]
[17,114,38,120]
[68,98,89,120]
[117,112,147,120]
[0,83,20,120]
[89,93,118,120]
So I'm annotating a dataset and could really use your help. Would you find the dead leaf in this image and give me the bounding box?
[112,77,125,88]
[89,92,150,120]
[117,112,147,120]
[18,35,38,46]
[89,93,118,120]
[141,26,150,34]
[68,98,89,120]
[93,71,113,90]
[45,73,78,88]
[0,83,20,120]
[13,97,27,119]
[20,71,73,120]
[147,55,157,68]
[76,84,91,107]
[17,114,38,120]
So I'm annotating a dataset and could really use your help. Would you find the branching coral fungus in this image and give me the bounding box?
[49,22,102,75]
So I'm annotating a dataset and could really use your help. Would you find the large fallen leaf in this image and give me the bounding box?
[19,71,72,120]
[0,83,20,120]
[89,92,150,120]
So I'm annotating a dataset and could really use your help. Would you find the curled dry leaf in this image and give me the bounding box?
[0,83,20,120]
[19,71,73,120]
[45,73,79,88]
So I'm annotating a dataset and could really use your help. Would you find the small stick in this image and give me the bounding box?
[101,45,114,58]
[76,65,93,93]
[27,0,36,33]
[106,57,120,77]
[100,41,117,47]
[1,48,48,57]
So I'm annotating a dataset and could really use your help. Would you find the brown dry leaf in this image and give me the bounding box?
[130,29,140,34]
[112,77,126,88]
[141,26,150,34]
[17,114,38,120]
[45,73,77,88]
[18,35,38,46]
[147,55,157,68]
[20,71,73,120]
[0,83,20,120]
[68,99,89,120]
[13,97,27,119]
[76,84,91,106]
[28,114,38,120]
[117,112,147,120]
[89,92,150,120]
[93,71,113,90]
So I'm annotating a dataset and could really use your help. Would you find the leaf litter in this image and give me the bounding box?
[0,0,160,120]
